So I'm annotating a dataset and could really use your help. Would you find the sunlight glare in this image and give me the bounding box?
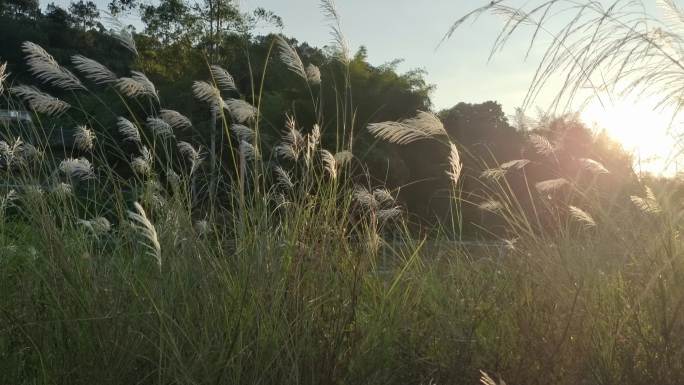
[581,97,683,176]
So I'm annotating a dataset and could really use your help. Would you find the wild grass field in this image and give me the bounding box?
[3,0,684,384]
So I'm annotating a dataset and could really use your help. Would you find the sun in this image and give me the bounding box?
[580,97,682,176]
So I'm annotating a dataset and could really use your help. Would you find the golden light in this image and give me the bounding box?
[581,97,682,176]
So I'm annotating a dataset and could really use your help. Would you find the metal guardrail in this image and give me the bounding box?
[0,110,32,122]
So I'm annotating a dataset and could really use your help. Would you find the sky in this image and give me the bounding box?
[239,0,534,112]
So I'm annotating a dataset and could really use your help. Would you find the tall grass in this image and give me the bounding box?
[2,2,684,385]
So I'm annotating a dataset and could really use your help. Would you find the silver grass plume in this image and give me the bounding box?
[11,85,70,115]
[194,219,210,236]
[274,165,294,190]
[631,186,661,214]
[160,109,192,130]
[481,168,507,181]
[378,207,402,222]
[354,186,377,209]
[530,134,556,156]
[23,185,44,200]
[657,0,684,35]
[128,202,161,271]
[535,178,569,194]
[192,81,224,110]
[373,188,394,205]
[275,35,307,80]
[569,205,596,228]
[500,159,530,170]
[479,199,504,212]
[74,125,95,151]
[177,141,203,175]
[368,111,447,145]
[304,124,322,167]
[132,71,157,99]
[306,64,321,85]
[579,158,609,174]
[320,0,350,63]
[0,189,17,215]
[22,42,85,91]
[224,98,257,123]
[101,13,138,55]
[447,142,463,185]
[335,150,353,166]
[276,116,304,160]
[71,55,117,85]
[146,117,174,138]
[51,182,72,199]
[78,217,111,236]
[117,117,141,142]
[321,149,337,179]
[0,62,8,94]
[59,157,94,180]
[117,72,158,100]
[239,140,257,161]
[209,65,237,91]
[479,370,505,385]
[231,124,254,141]
[132,147,152,175]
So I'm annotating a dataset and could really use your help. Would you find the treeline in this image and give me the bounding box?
[0,0,645,236]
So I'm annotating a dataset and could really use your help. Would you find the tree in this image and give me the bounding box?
[68,0,99,30]
[45,3,74,27]
[0,0,39,19]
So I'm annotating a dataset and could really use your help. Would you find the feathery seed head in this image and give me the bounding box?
[447,142,463,186]
[117,117,141,142]
[368,110,446,145]
[59,158,94,180]
[101,14,138,55]
[306,64,321,85]
[231,124,254,141]
[631,186,661,214]
[481,168,507,181]
[378,207,402,222]
[354,186,377,209]
[530,134,556,156]
[71,55,117,85]
[500,159,530,170]
[11,85,70,115]
[74,125,95,151]
[194,219,210,236]
[334,150,353,166]
[579,158,609,174]
[132,147,153,176]
[22,41,85,91]
[177,141,203,175]
[373,188,394,206]
[535,178,569,194]
[51,182,73,199]
[192,81,224,110]
[321,149,337,179]
[160,109,192,131]
[116,72,158,100]
[275,35,307,80]
[569,205,597,228]
[210,65,237,92]
[146,117,174,138]
[128,202,161,270]
[78,217,111,236]
[224,98,257,123]
[0,62,8,94]
[274,165,294,190]
[479,199,504,212]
